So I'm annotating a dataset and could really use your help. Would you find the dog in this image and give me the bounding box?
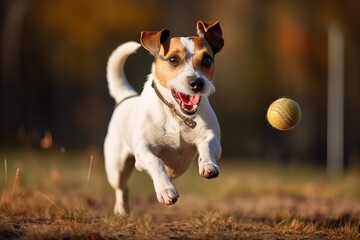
[104,21,224,215]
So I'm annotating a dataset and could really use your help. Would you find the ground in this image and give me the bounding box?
[0,150,359,239]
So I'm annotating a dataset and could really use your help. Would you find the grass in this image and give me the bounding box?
[0,149,359,239]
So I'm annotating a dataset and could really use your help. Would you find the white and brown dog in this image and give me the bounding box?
[104,21,224,215]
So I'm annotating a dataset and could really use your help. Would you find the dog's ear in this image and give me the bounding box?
[140,29,171,56]
[197,21,224,54]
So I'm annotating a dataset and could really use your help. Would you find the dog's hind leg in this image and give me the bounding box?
[108,155,135,215]
[114,156,134,215]
[104,139,135,215]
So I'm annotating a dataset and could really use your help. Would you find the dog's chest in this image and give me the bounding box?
[161,118,195,149]
[156,120,198,178]
[159,129,196,155]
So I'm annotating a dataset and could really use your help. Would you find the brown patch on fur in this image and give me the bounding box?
[155,38,187,88]
[192,37,216,80]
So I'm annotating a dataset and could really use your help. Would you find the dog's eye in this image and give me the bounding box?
[168,56,179,66]
[202,56,213,67]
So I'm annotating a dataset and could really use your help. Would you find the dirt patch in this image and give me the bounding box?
[2,192,358,239]
[0,152,359,239]
[131,194,360,239]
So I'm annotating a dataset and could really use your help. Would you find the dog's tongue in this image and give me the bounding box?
[178,93,201,106]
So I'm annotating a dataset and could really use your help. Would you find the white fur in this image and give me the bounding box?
[106,42,140,103]
[104,41,221,215]
[180,37,195,59]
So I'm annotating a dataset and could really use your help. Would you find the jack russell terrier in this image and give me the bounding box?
[104,21,224,215]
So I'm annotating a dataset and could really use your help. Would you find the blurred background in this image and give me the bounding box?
[0,0,359,170]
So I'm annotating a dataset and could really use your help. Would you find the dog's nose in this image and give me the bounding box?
[189,78,204,93]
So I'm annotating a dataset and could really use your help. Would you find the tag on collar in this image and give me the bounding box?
[184,118,197,129]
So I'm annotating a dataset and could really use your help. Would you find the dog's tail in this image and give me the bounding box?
[106,41,141,103]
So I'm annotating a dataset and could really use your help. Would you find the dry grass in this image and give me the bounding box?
[0,149,359,239]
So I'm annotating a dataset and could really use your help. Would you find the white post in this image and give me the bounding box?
[327,22,344,179]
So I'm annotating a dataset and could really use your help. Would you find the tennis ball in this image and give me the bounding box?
[266,98,301,131]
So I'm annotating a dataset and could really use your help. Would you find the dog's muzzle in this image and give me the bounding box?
[170,78,206,115]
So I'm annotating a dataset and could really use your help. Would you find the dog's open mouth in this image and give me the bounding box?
[172,90,201,115]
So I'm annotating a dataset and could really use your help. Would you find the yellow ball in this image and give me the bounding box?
[266,98,301,131]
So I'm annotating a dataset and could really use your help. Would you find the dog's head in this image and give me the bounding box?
[140,21,224,115]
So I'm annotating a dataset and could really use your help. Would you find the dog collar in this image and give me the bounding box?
[151,81,197,129]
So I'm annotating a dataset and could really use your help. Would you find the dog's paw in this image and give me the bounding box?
[199,162,220,179]
[156,188,179,205]
[114,203,129,216]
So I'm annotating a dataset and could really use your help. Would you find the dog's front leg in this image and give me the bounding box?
[134,144,179,205]
[197,133,221,179]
